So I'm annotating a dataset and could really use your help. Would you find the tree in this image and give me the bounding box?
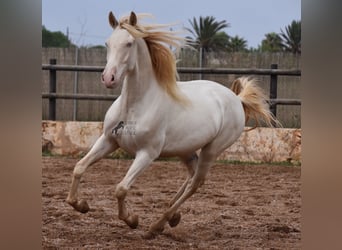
[211,31,230,51]
[280,20,301,54]
[42,26,74,48]
[227,35,248,52]
[186,16,230,65]
[259,32,283,52]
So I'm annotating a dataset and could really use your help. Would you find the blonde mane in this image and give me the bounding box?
[118,14,188,104]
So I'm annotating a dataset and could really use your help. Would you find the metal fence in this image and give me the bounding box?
[42,59,301,122]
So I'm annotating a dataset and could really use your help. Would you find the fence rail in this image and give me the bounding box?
[41,93,119,101]
[41,93,300,105]
[42,59,301,121]
[42,64,301,76]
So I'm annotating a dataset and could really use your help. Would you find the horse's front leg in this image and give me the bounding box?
[115,150,155,229]
[66,134,118,213]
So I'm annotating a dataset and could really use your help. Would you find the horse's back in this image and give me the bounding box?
[160,80,245,156]
[178,80,238,101]
[178,80,243,116]
[178,80,245,131]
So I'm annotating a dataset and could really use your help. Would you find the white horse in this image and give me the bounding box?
[66,11,278,238]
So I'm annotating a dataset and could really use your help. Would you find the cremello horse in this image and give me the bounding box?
[66,11,278,238]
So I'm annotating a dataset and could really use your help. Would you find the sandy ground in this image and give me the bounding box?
[42,157,301,249]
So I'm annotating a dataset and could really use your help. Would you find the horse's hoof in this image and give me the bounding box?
[168,212,181,227]
[66,198,90,213]
[142,231,158,240]
[78,199,90,213]
[142,228,163,240]
[127,214,139,229]
[147,223,164,237]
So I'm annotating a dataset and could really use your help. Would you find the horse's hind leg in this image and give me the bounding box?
[146,148,215,238]
[167,153,198,227]
[66,134,117,213]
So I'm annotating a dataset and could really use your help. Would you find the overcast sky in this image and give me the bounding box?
[42,0,301,49]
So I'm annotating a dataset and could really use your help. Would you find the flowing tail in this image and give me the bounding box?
[231,77,281,128]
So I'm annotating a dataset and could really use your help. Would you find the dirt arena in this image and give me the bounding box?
[42,156,301,249]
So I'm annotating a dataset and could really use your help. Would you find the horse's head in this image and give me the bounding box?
[101,12,187,103]
[101,12,139,89]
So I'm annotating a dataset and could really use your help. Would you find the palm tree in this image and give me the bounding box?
[259,32,283,52]
[186,16,230,66]
[280,20,301,54]
[227,35,248,52]
[211,31,230,51]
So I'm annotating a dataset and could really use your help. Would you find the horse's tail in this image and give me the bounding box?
[231,77,281,128]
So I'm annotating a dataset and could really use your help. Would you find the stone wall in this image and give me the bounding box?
[42,121,301,164]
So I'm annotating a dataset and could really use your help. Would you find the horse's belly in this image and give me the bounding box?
[160,135,210,157]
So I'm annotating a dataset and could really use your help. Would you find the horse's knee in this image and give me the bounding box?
[115,184,128,200]
[73,163,85,179]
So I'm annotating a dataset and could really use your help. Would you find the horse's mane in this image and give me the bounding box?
[118,14,188,104]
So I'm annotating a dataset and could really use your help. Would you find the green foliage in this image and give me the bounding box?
[186,16,230,52]
[211,31,230,51]
[108,148,133,159]
[259,32,283,52]
[89,45,105,49]
[42,150,53,157]
[186,16,250,55]
[42,25,75,48]
[42,18,301,54]
[255,20,301,54]
[216,159,301,167]
[227,35,248,52]
[280,20,301,54]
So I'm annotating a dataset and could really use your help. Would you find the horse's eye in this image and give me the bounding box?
[127,42,132,48]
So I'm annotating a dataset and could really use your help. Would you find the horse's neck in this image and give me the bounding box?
[119,40,163,115]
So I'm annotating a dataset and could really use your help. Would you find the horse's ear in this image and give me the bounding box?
[129,11,137,26]
[109,11,118,29]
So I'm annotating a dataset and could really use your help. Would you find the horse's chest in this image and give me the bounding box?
[111,120,137,137]
[107,120,148,153]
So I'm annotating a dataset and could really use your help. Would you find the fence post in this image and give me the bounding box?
[269,64,278,121]
[49,59,57,120]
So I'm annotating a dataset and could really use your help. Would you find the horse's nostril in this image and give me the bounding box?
[111,75,115,82]
[101,74,105,82]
